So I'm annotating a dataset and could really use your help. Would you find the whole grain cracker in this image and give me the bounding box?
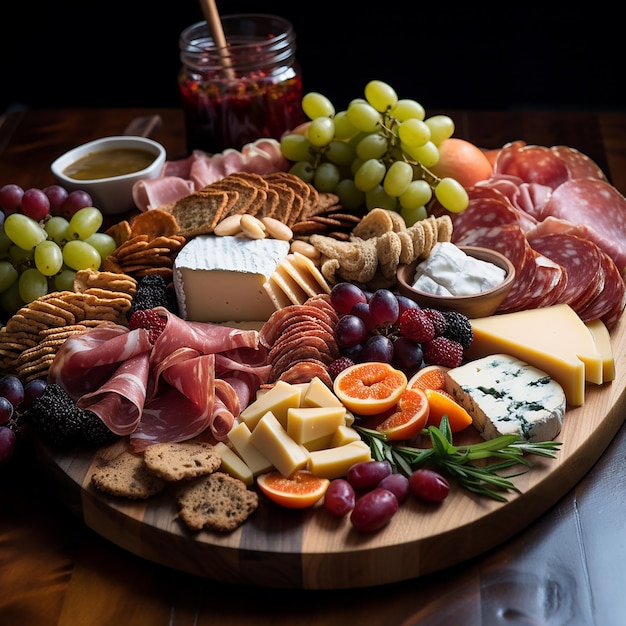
[143,441,222,481]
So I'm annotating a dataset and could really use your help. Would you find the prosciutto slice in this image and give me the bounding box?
[47,307,270,452]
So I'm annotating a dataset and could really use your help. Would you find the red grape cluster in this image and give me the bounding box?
[323,460,450,532]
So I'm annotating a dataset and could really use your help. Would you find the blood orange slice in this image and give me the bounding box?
[407,364,449,392]
[424,388,473,433]
[375,387,430,441]
[256,470,330,509]
[333,362,407,416]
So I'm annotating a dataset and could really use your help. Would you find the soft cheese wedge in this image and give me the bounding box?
[466,304,608,406]
[444,354,566,442]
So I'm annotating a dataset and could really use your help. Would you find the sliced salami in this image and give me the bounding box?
[494,143,569,189]
[550,145,607,182]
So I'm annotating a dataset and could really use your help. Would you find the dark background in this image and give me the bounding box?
[1,1,623,114]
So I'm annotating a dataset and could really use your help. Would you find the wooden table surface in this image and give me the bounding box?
[2,107,626,626]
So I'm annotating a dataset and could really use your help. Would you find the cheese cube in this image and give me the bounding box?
[213,441,254,486]
[227,422,273,476]
[239,380,302,430]
[286,406,346,444]
[307,441,372,480]
[248,411,310,477]
[302,376,343,408]
[330,425,362,447]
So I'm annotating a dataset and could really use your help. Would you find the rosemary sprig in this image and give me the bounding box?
[355,417,562,502]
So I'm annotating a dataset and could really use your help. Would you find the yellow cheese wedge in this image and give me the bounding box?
[213,441,254,486]
[227,422,273,476]
[585,319,615,383]
[302,376,344,408]
[307,441,372,480]
[239,380,302,429]
[248,411,310,477]
[330,424,362,447]
[466,304,604,406]
[286,406,347,444]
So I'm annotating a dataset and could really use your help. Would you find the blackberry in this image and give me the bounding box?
[129,275,178,317]
[81,410,120,446]
[441,311,473,349]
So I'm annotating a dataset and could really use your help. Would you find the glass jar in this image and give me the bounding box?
[178,14,305,154]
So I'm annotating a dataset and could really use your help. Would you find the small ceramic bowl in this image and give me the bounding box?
[396,245,516,318]
[50,136,166,215]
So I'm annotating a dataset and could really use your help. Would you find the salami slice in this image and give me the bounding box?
[550,145,607,182]
[494,143,569,190]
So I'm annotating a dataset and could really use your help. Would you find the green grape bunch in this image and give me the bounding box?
[279,80,470,225]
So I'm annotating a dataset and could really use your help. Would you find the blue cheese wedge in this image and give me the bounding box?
[444,354,566,442]
[173,235,290,322]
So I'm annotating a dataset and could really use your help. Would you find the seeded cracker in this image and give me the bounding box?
[143,441,222,481]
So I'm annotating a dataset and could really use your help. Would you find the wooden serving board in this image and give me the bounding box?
[36,314,626,590]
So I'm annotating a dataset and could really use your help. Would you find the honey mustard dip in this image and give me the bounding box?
[62,147,156,180]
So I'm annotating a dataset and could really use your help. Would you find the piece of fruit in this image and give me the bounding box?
[333,362,407,416]
[375,387,430,441]
[256,469,330,509]
[429,137,493,188]
[407,365,450,391]
[350,487,399,532]
[424,388,473,432]
[409,468,450,503]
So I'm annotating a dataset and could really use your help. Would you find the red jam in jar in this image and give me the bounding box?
[178,14,306,154]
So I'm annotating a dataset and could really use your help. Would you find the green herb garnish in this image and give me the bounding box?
[356,417,562,502]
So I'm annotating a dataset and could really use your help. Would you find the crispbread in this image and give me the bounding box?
[169,189,230,237]
[143,441,221,481]
[91,451,168,499]
[176,471,259,532]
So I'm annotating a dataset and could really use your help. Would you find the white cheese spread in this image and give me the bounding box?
[412,242,506,296]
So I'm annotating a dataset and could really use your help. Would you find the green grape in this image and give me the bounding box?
[289,161,315,183]
[346,101,381,133]
[34,240,64,276]
[302,92,335,119]
[325,140,356,166]
[44,215,70,245]
[398,119,431,148]
[313,162,341,192]
[354,158,386,192]
[350,157,365,176]
[62,240,101,271]
[280,134,314,162]
[425,115,455,145]
[0,226,11,254]
[435,177,470,213]
[333,110,359,140]
[365,185,397,211]
[0,281,25,315]
[399,179,433,209]
[364,80,398,112]
[335,179,366,211]
[3,213,47,250]
[355,132,388,160]
[383,161,413,197]
[84,232,117,259]
[53,267,77,292]
[403,141,440,168]
[400,205,428,227]
[0,260,18,292]
[9,244,34,267]
[306,117,335,147]
[391,99,425,122]
[18,267,48,303]
[68,206,103,240]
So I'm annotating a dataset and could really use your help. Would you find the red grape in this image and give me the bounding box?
[0,397,14,424]
[323,478,356,517]
[59,190,93,218]
[347,460,392,490]
[369,288,400,326]
[21,378,47,411]
[361,334,394,363]
[409,468,450,503]
[330,282,367,315]
[43,185,69,212]
[0,374,24,408]
[350,488,399,532]
[378,473,410,503]
[335,314,367,348]
[351,301,376,332]
[20,188,51,221]
[0,183,24,214]
[0,425,16,466]
[392,336,424,371]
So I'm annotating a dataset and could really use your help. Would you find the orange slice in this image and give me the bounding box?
[333,362,407,416]
[407,364,450,392]
[375,387,430,441]
[256,470,330,509]
[424,388,473,433]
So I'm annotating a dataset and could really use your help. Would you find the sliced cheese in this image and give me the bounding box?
[173,235,290,322]
[239,380,302,430]
[272,262,309,305]
[307,441,372,480]
[248,411,310,477]
[444,354,566,442]
[291,251,331,293]
[466,304,604,406]
[213,441,254,486]
[227,422,273,476]
[286,406,346,445]
[585,319,615,383]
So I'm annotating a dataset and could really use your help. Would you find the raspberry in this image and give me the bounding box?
[423,336,464,368]
[422,308,447,336]
[128,308,167,343]
[327,356,355,380]
[399,308,435,343]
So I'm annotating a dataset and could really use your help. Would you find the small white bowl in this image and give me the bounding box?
[50,136,166,215]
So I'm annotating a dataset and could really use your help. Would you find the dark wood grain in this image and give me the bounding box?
[2,108,626,624]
